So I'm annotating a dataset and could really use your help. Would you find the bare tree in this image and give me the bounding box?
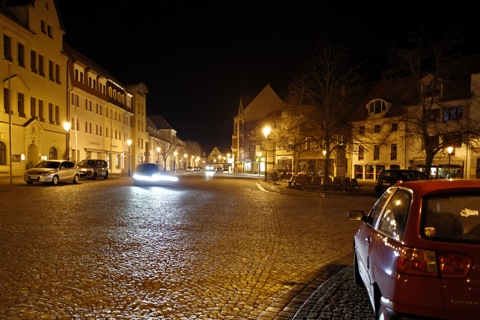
[273,110,311,174]
[157,140,175,171]
[385,27,480,177]
[284,39,364,178]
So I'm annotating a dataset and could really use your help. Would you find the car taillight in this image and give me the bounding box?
[395,247,472,278]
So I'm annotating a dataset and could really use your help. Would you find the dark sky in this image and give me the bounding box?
[57,1,478,152]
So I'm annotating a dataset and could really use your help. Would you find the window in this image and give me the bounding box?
[426,108,441,122]
[55,105,60,124]
[358,145,364,161]
[39,100,44,121]
[374,145,380,160]
[374,125,381,133]
[17,43,25,67]
[0,141,6,165]
[378,189,411,241]
[55,64,60,83]
[391,123,398,132]
[30,97,36,117]
[41,20,46,34]
[443,106,463,121]
[48,103,54,123]
[49,60,54,81]
[359,126,365,134]
[18,93,25,117]
[3,88,9,114]
[443,133,462,148]
[3,35,12,61]
[38,54,44,76]
[31,50,37,72]
[49,147,58,160]
[391,144,397,160]
[368,99,387,114]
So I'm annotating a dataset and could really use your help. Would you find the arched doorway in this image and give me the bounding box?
[27,144,39,167]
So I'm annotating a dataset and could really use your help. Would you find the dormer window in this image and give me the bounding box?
[367,99,388,114]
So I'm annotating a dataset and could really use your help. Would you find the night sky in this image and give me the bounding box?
[57,1,478,152]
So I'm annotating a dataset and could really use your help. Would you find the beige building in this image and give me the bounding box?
[1,0,68,176]
[64,44,135,175]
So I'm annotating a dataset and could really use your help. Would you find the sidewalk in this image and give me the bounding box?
[260,176,378,198]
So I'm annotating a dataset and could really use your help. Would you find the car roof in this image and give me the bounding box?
[398,179,480,195]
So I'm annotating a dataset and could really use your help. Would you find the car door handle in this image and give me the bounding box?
[365,237,371,243]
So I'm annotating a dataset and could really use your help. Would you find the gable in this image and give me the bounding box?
[243,84,285,122]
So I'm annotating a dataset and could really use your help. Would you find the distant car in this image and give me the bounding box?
[24,160,80,185]
[132,163,178,186]
[215,166,223,173]
[374,169,429,196]
[205,164,214,171]
[77,159,109,180]
[194,166,201,171]
[348,179,480,319]
[186,166,194,172]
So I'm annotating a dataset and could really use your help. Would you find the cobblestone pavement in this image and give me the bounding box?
[0,174,377,319]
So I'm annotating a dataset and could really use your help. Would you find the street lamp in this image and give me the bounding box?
[323,150,327,177]
[156,147,160,165]
[63,121,71,160]
[447,146,453,179]
[127,139,132,176]
[262,125,271,181]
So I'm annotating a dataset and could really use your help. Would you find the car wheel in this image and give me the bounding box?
[353,252,364,287]
[52,175,59,185]
[73,174,79,184]
[92,172,97,180]
[104,172,109,180]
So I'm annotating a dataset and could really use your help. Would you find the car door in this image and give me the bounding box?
[59,161,74,181]
[355,190,392,297]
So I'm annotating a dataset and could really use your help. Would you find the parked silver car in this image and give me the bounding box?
[77,159,109,180]
[24,160,80,185]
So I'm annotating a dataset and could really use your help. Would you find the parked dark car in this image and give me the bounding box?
[348,179,480,319]
[132,163,178,186]
[374,169,429,196]
[77,159,109,180]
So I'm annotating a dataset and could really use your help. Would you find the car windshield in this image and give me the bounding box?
[35,161,61,169]
[422,193,480,243]
[78,160,95,167]
[137,164,159,174]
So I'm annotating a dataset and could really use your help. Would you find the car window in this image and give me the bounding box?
[44,161,60,169]
[422,194,480,243]
[377,189,411,241]
[367,189,392,226]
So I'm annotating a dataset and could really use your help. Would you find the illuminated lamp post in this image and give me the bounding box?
[156,147,161,165]
[63,121,71,160]
[262,125,271,181]
[127,139,132,176]
[323,150,327,177]
[447,146,453,179]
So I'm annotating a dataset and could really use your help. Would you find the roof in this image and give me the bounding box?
[147,115,174,130]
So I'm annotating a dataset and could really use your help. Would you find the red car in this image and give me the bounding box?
[348,179,480,319]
